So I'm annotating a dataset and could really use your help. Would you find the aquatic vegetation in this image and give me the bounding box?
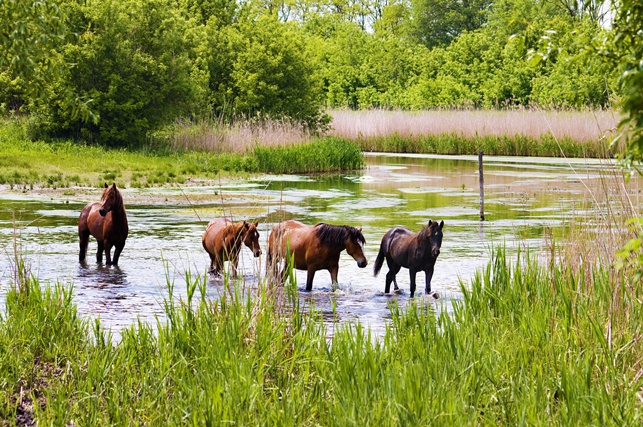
[1,245,641,424]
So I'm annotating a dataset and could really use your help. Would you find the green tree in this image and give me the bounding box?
[409,0,492,48]
[29,0,203,146]
[204,14,326,128]
[612,0,643,168]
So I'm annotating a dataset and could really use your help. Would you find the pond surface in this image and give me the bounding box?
[0,153,638,337]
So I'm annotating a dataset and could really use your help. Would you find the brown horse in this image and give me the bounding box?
[373,220,444,298]
[202,218,261,276]
[78,183,129,266]
[267,220,367,291]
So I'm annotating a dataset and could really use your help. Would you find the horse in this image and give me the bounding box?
[78,183,129,266]
[267,220,367,291]
[202,218,261,276]
[373,220,444,298]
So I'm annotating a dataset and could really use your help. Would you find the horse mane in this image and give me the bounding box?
[314,223,365,247]
[101,185,124,212]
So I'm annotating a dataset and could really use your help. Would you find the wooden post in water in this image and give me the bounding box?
[478,151,485,221]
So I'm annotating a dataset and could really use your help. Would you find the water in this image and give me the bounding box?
[0,154,638,337]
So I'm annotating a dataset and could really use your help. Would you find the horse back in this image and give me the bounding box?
[385,226,422,268]
[203,218,232,256]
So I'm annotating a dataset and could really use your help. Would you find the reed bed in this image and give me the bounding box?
[329,108,620,142]
[2,239,642,424]
[154,118,313,153]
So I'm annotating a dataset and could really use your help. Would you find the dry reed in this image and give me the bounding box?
[164,119,313,153]
[328,108,620,143]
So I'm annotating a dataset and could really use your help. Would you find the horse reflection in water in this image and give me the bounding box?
[78,183,128,266]
[374,220,444,298]
[268,220,368,291]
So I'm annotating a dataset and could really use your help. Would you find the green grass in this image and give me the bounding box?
[1,246,641,425]
[358,132,614,158]
[0,119,363,188]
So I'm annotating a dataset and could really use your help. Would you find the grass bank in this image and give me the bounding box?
[0,119,363,188]
[2,246,641,425]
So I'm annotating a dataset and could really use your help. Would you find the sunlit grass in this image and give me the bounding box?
[0,118,363,188]
[1,240,642,424]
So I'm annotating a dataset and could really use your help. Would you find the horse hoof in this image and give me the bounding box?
[430,292,439,299]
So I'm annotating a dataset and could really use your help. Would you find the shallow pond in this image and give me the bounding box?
[0,153,638,337]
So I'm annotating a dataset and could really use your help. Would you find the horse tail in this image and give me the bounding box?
[373,237,387,277]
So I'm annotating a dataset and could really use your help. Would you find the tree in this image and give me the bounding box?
[409,0,493,48]
[612,0,643,169]
[29,0,202,146]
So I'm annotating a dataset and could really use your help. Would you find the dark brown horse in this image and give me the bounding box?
[202,218,261,276]
[373,220,444,297]
[78,183,129,266]
[267,220,367,291]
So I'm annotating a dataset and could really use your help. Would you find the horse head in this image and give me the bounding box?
[426,220,444,258]
[345,226,368,268]
[243,221,262,258]
[99,183,121,217]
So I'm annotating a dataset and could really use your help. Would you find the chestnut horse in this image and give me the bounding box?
[202,218,261,276]
[78,183,129,266]
[373,220,444,298]
[267,220,367,291]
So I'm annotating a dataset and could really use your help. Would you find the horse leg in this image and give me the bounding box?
[305,269,316,292]
[384,258,401,293]
[112,243,124,266]
[104,241,113,266]
[96,240,104,264]
[425,263,435,295]
[231,255,239,278]
[329,265,339,291]
[409,269,418,298]
[79,229,90,263]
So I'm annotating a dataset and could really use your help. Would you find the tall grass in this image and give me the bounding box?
[0,118,363,187]
[2,243,642,424]
[153,118,313,153]
[331,109,620,157]
[356,132,613,157]
[330,109,619,142]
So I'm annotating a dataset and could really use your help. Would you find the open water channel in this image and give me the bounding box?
[1,153,638,337]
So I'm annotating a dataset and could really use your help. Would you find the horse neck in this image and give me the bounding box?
[110,199,127,223]
[412,229,432,259]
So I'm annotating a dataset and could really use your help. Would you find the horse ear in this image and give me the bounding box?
[254,221,259,227]
[439,220,444,228]
[358,226,362,232]
[112,183,117,189]
[427,220,433,227]
[104,182,108,188]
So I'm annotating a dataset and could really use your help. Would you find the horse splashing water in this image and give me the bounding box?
[78,183,129,266]
[373,220,444,297]
[267,220,367,291]
[202,218,261,277]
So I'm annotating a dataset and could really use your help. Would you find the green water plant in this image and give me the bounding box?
[1,243,641,424]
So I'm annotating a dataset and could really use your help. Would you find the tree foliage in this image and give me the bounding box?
[0,0,628,145]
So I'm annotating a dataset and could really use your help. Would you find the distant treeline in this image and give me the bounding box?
[1,0,617,146]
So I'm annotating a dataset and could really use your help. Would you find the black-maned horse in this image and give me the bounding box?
[267,220,368,291]
[373,220,444,297]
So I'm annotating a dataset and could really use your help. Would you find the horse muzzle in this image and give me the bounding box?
[433,249,440,257]
[357,260,368,268]
[254,249,262,258]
